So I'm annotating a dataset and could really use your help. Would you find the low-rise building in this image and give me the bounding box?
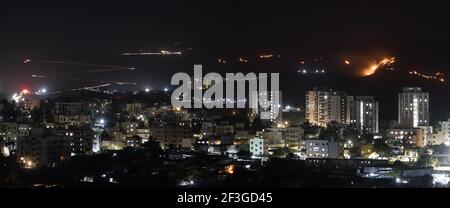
[282,127,304,150]
[201,122,216,137]
[0,123,32,154]
[55,102,89,115]
[18,124,32,137]
[262,128,283,149]
[440,119,450,145]
[56,125,94,156]
[125,136,142,148]
[121,122,140,134]
[386,128,426,147]
[216,124,234,136]
[154,123,193,149]
[125,103,145,116]
[429,131,445,146]
[234,130,253,146]
[101,131,125,151]
[135,128,151,142]
[54,114,91,126]
[249,136,265,156]
[1,122,18,140]
[389,148,420,163]
[305,140,339,158]
[16,129,71,168]
[20,98,40,111]
[200,121,235,138]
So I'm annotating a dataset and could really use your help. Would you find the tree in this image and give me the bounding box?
[100,131,112,140]
[31,107,45,123]
[237,149,251,159]
[184,165,204,182]
[272,147,292,158]
[343,127,358,143]
[168,143,178,150]
[0,99,17,122]
[251,117,270,132]
[360,144,375,159]
[373,139,392,157]
[432,144,449,155]
[302,122,320,139]
[349,146,361,157]
[142,138,164,158]
[361,134,374,144]
[417,154,438,167]
[393,160,407,168]
[319,124,340,140]
[286,152,299,159]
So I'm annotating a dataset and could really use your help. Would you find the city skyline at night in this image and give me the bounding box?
[1,1,450,194]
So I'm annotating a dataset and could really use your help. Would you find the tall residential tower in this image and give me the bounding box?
[398,87,429,128]
[305,88,351,127]
[350,96,379,134]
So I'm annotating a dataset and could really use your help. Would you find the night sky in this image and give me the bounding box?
[1,1,449,122]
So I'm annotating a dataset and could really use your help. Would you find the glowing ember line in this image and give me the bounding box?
[409,70,445,83]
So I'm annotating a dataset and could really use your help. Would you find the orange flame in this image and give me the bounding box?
[362,57,395,77]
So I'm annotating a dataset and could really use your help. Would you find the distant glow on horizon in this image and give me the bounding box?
[21,89,30,94]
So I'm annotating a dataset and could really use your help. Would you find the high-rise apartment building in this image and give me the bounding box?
[305,89,351,127]
[398,87,429,128]
[350,96,379,134]
[305,89,331,127]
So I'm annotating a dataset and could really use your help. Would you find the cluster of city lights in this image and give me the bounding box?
[217,58,227,64]
[11,88,47,102]
[120,50,182,56]
[259,54,274,59]
[238,57,248,63]
[297,69,326,74]
[216,54,276,64]
[142,87,168,92]
[283,105,301,112]
[19,157,35,169]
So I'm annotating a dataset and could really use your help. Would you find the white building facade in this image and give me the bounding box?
[305,140,339,158]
